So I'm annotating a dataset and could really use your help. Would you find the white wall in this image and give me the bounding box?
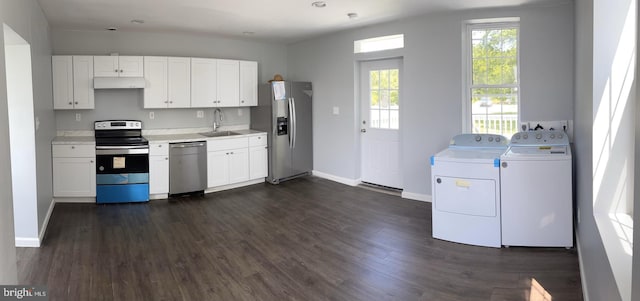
[5,39,39,244]
[0,0,55,283]
[287,4,575,198]
[51,29,288,131]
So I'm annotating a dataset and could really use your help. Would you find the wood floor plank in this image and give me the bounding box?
[17,176,583,301]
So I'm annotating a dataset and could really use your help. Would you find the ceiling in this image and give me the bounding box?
[37,0,560,43]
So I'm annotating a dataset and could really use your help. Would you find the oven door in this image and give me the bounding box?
[95,146,150,204]
[96,146,149,174]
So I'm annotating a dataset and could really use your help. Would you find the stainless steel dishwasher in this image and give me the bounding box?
[169,141,207,195]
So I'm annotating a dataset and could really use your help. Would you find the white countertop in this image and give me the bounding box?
[145,129,266,144]
[52,136,95,145]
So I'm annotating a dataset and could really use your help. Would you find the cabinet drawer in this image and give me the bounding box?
[207,137,248,152]
[149,143,169,156]
[52,144,95,158]
[249,135,267,147]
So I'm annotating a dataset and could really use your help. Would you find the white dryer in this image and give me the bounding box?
[500,130,573,247]
[431,134,508,248]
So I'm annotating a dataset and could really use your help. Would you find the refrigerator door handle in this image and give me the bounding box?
[288,97,294,148]
[291,97,297,149]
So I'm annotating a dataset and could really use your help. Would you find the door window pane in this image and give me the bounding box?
[368,68,400,129]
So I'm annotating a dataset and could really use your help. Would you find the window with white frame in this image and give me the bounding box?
[465,21,520,137]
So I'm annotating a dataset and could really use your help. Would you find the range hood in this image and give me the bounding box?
[93,77,146,89]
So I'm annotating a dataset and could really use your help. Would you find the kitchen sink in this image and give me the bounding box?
[199,131,242,137]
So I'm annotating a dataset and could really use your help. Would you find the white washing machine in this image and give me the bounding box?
[500,130,573,247]
[431,134,508,248]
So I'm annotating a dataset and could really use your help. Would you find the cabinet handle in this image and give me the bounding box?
[241,100,245,103]
[164,101,168,103]
[90,160,94,163]
[165,157,168,160]
[265,146,268,149]
[115,69,118,72]
[71,146,75,149]
[158,145,162,147]
[68,102,72,105]
[120,69,123,73]
[75,102,78,105]
[226,152,229,155]
[230,151,234,154]
[169,101,173,103]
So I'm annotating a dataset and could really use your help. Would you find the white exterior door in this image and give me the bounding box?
[360,59,402,189]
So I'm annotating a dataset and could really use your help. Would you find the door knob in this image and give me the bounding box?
[361,129,366,133]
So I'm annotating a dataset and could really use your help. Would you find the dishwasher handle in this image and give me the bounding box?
[170,142,206,148]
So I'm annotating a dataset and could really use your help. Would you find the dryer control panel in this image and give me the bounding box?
[449,134,509,148]
[509,130,569,146]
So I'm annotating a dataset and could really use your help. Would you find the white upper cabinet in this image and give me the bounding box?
[216,59,240,107]
[72,56,95,109]
[52,56,74,109]
[53,55,95,110]
[144,56,191,108]
[143,56,168,108]
[240,60,258,106]
[168,57,191,108]
[191,58,218,108]
[94,55,143,77]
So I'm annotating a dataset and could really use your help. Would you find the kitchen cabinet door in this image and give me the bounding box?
[168,57,191,108]
[118,56,144,77]
[143,56,169,108]
[72,56,95,109]
[191,58,217,108]
[93,56,119,77]
[228,148,249,184]
[207,150,229,187]
[94,56,143,77]
[149,155,169,194]
[216,59,240,107]
[239,61,258,106]
[52,56,74,109]
[53,157,96,197]
[249,146,268,180]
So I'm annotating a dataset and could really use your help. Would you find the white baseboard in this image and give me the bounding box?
[38,199,55,244]
[312,170,360,186]
[575,232,589,301]
[15,237,39,248]
[401,192,432,203]
[205,178,265,193]
[150,193,169,200]
[53,197,95,203]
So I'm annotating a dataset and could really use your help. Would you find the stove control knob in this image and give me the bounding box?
[488,137,494,142]
[514,134,520,140]
[536,133,542,139]
[496,137,501,142]
[550,133,556,139]
[558,133,564,139]
[475,135,482,142]
[523,134,528,139]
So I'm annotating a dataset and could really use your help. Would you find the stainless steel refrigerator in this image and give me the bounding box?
[251,81,313,184]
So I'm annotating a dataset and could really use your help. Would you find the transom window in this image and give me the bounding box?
[369,69,399,129]
[466,21,520,137]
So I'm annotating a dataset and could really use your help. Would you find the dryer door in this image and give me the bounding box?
[434,176,497,217]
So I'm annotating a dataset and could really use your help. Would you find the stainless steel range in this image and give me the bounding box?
[94,120,149,204]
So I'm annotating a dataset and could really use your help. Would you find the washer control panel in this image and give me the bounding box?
[509,130,568,145]
[449,134,509,148]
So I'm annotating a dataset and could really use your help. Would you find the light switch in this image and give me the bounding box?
[332,106,340,115]
[149,112,155,120]
[197,110,204,118]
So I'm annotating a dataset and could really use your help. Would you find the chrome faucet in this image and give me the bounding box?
[213,108,224,132]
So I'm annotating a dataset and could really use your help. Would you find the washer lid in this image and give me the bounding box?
[433,147,506,164]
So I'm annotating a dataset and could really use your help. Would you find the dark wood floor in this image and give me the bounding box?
[17,176,583,301]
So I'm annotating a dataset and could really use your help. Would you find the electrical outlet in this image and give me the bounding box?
[75,113,81,121]
[149,112,155,120]
[238,108,243,116]
[333,106,340,115]
[197,110,204,118]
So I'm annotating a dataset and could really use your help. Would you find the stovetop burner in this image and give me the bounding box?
[94,120,148,147]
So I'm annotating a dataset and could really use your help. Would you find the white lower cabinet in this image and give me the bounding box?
[207,137,251,187]
[149,142,169,194]
[249,134,268,179]
[52,144,96,197]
